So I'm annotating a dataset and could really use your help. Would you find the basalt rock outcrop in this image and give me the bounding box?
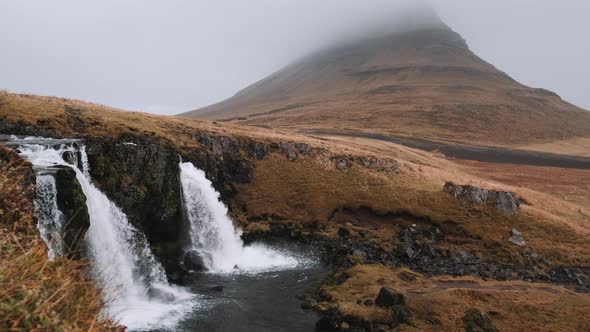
[243,207,590,293]
[53,166,90,258]
[443,182,522,215]
[84,138,185,272]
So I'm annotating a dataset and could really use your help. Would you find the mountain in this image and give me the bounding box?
[181,12,590,148]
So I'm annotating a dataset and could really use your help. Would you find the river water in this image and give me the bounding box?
[6,135,325,331]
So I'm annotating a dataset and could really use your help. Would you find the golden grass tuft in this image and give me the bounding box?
[0,146,121,331]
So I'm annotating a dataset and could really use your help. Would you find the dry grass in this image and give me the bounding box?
[237,149,590,267]
[321,264,590,331]
[2,90,590,285]
[0,146,121,331]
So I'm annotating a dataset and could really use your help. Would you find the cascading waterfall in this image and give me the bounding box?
[33,174,65,260]
[179,161,300,273]
[13,138,194,331]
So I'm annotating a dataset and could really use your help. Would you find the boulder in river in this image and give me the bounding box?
[148,286,176,303]
[183,250,207,272]
[208,284,224,292]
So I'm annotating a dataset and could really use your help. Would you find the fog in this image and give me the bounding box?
[0,0,588,114]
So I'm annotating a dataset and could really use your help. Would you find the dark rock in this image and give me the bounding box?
[183,250,207,272]
[399,271,417,282]
[375,287,405,307]
[287,148,299,161]
[61,151,76,165]
[85,138,184,272]
[249,143,268,160]
[209,284,224,292]
[443,182,465,198]
[463,309,498,332]
[269,222,290,236]
[294,143,311,154]
[405,246,417,259]
[352,249,367,261]
[333,157,351,171]
[393,304,412,325]
[225,159,254,183]
[148,286,176,303]
[508,228,526,246]
[301,298,318,310]
[496,192,520,215]
[463,186,489,205]
[315,310,340,332]
[363,299,374,306]
[443,182,521,215]
[338,226,351,238]
[54,166,90,258]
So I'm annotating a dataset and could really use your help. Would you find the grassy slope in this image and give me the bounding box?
[323,265,590,331]
[0,146,120,331]
[2,91,590,329]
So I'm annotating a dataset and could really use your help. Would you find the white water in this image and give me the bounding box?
[33,174,65,260]
[179,162,301,274]
[15,139,195,331]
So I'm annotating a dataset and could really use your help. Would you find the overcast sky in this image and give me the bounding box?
[0,0,588,114]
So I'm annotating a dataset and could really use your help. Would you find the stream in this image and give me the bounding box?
[5,135,326,331]
[169,247,326,332]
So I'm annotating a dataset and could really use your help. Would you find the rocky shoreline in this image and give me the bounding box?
[241,210,590,330]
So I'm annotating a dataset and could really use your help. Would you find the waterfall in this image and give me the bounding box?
[179,161,300,273]
[33,174,65,260]
[13,138,193,331]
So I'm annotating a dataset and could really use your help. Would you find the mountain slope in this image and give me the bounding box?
[181,18,590,148]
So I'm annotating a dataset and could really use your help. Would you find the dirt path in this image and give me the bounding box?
[304,130,590,170]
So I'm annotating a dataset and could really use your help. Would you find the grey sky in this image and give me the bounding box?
[0,0,588,114]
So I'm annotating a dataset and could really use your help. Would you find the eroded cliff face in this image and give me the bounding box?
[83,138,185,272]
[54,166,90,258]
[81,134,266,274]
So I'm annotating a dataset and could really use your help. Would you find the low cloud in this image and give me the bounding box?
[0,0,588,113]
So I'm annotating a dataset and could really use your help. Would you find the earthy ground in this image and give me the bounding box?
[1,91,589,331]
[321,265,590,332]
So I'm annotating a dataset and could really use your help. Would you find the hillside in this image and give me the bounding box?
[181,17,590,150]
[1,90,590,330]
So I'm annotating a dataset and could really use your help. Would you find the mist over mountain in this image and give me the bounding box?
[1,0,589,112]
[181,7,590,148]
